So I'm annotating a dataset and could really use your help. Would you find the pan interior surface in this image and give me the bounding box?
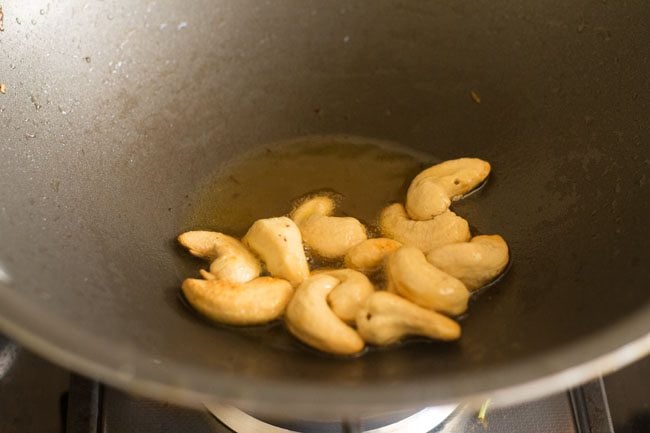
[0,0,648,415]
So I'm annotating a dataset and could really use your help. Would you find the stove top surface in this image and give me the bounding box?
[1,335,648,433]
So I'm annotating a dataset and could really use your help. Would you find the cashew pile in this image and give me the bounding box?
[178,157,509,355]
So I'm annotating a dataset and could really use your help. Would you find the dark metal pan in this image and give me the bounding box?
[0,0,648,418]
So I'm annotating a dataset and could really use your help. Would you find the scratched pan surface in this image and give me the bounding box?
[0,0,649,418]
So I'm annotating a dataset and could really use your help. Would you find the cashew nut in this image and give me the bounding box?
[178,231,261,283]
[291,195,336,226]
[356,292,461,345]
[314,269,375,324]
[285,274,365,355]
[386,246,469,316]
[242,217,310,286]
[426,235,509,291]
[199,269,216,280]
[406,158,491,220]
[379,203,470,253]
[344,238,402,273]
[181,277,293,326]
[291,195,367,259]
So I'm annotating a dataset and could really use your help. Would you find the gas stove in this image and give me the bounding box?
[1,334,648,433]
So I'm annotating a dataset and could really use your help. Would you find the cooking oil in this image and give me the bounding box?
[180,135,436,237]
[176,135,499,355]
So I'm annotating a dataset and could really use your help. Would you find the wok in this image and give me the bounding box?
[1,0,649,419]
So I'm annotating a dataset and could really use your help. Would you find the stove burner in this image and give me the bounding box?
[205,404,457,433]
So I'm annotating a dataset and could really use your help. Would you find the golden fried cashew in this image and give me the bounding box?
[243,217,310,286]
[356,292,461,345]
[426,235,509,291]
[199,269,216,280]
[314,269,375,324]
[344,238,402,273]
[406,158,491,220]
[386,246,469,316]
[291,195,367,259]
[379,204,470,253]
[178,231,261,284]
[291,195,336,226]
[181,277,293,326]
[285,274,365,355]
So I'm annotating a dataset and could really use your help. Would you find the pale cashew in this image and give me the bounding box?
[285,274,365,355]
[426,235,509,291]
[181,277,293,326]
[356,292,461,345]
[379,203,470,253]
[386,246,469,316]
[291,195,367,259]
[314,269,375,324]
[242,217,310,286]
[291,195,336,226]
[178,231,261,284]
[199,269,216,280]
[406,158,491,220]
[344,238,402,273]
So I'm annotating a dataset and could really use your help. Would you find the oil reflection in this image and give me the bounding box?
[0,338,19,380]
